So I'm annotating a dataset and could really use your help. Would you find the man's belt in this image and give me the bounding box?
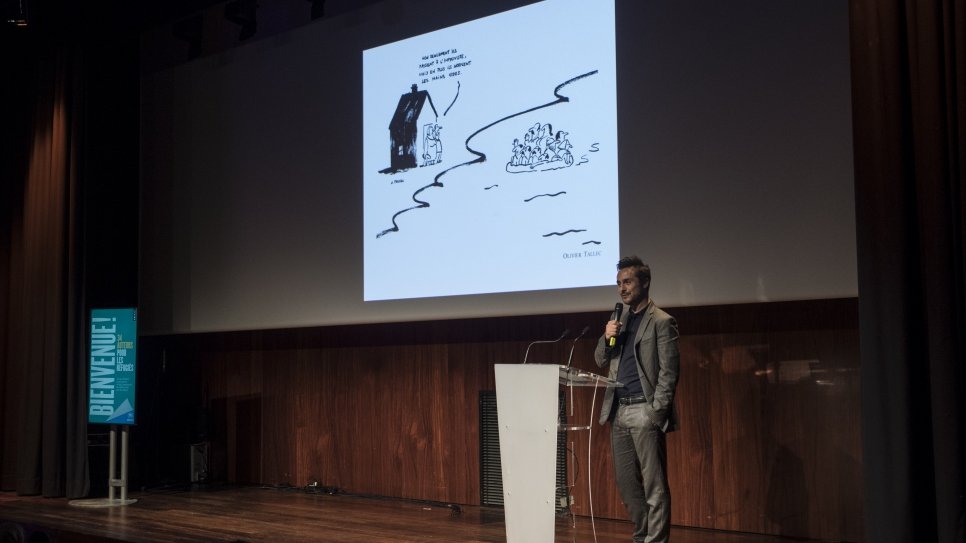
[617,395,648,406]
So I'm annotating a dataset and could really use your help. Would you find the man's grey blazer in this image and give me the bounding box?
[594,301,681,431]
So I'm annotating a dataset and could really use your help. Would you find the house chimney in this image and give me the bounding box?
[411,84,418,93]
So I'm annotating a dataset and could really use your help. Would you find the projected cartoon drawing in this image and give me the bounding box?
[381,84,441,173]
[362,0,619,302]
[373,69,598,240]
[422,123,442,166]
[506,122,575,172]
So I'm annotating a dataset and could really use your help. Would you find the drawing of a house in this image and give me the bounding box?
[386,84,438,172]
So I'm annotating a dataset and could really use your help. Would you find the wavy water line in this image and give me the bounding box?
[542,229,587,237]
[524,191,566,202]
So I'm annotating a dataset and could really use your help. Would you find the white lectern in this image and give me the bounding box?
[494,364,621,543]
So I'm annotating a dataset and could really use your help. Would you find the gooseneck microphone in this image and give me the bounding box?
[565,326,591,368]
[608,303,623,347]
[522,329,570,364]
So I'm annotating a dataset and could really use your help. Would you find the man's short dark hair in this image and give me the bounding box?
[617,256,651,288]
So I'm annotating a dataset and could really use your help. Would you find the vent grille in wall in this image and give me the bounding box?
[479,390,569,511]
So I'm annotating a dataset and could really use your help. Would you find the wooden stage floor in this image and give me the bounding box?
[0,485,823,543]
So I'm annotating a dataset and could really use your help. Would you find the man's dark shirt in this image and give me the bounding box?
[614,307,645,400]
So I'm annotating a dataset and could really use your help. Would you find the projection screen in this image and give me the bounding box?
[139,0,856,333]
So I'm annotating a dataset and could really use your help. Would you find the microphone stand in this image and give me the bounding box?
[564,326,591,368]
[521,329,569,364]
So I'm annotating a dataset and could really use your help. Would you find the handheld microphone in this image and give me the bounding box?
[565,326,591,368]
[522,329,570,364]
[608,303,623,347]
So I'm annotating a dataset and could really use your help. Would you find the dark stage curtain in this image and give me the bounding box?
[0,45,89,499]
[850,1,966,542]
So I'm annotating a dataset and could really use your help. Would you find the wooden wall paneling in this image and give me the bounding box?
[750,329,860,541]
[440,342,491,505]
[305,348,357,491]
[764,366,814,536]
[140,299,861,542]
[758,333,815,539]
[317,347,379,494]
[710,336,769,533]
[252,342,484,504]
[761,330,862,541]
[259,345,297,487]
[227,348,262,484]
[202,349,226,483]
[691,328,862,541]
[822,329,862,541]
[282,347,310,487]
[134,341,206,487]
[382,343,446,500]
[233,394,262,483]
[129,344,178,488]
[670,338,716,529]
[446,340,508,504]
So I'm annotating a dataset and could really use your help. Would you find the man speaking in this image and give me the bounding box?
[595,256,680,543]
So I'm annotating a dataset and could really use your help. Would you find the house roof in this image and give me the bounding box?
[389,85,438,131]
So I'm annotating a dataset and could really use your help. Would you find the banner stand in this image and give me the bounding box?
[72,307,138,508]
[69,425,137,508]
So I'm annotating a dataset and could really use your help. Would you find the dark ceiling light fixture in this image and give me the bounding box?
[4,0,28,26]
[172,14,204,60]
[306,0,326,21]
[224,0,257,41]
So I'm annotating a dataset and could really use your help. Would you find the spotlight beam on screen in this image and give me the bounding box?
[377,69,599,239]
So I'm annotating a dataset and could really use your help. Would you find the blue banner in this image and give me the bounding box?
[88,308,137,425]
